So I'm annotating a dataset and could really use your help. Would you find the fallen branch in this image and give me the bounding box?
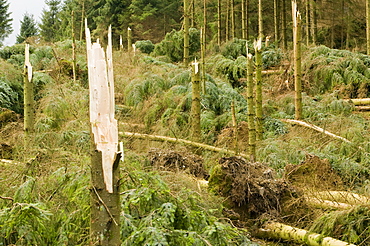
[304,196,352,209]
[0,196,14,201]
[120,131,250,159]
[281,119,352,144]
[257,222,356,246]
[354,106,370,111]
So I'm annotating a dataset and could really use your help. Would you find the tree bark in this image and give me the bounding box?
[292,1,303,120]
[184,0,190,66]
[254,39,263,141]
[217,0,222,46]
[274,0,280,43]
[86,24,121,245]
[282,0,288,49]
[258,0,263,38]
[367,0,370,55]
[72,11,77,83]
[231,0,235,39]
[305,0,310,46]
[24,44,34,135]
[127,27,132,52]
[311,0,317,45]
[242,0,246,39]
[258,222,356,246]
[246,52,256,160]
[191,61,201,141]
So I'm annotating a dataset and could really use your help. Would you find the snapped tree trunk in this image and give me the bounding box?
[191,60,201,141]
[292,0,303,120]
[24,44,34,135]
[72,11,77,83]
[254,39,263,141]
[127,27,132,52]
[246,52,256,160]
[184,0,190,66]
[86,23,121,246]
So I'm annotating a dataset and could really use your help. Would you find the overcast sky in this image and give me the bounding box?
[3,0,46,46]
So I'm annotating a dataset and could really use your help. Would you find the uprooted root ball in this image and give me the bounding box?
[148,148,208,179]
[209,156,298,219]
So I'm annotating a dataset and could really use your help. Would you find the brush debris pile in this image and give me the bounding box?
[209,156,297,218]
[148,148,208,179]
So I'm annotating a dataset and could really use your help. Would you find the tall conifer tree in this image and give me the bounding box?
[16,13,38,44]
[0,0,12,46]
[39,0,61,42]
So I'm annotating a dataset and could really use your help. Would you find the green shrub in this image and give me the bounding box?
[153,28,200,63]
[135,40,155,54]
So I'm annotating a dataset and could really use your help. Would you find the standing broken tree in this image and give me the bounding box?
[86,23,121,245]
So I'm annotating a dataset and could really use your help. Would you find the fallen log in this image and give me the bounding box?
[344,98,370,106]
[304,196,352,209]
[354,106,370,111]
[120,131,250,159]
[310,191,370,205]
[258,222,356,246]
[281,119,352,144]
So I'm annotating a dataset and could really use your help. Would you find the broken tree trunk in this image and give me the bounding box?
[258,222,356,246]
[310,191,370,205]
[292,0,303,120]
[254,38,263,141]
[121,131,250,159]
[86,23,121,245]
[24,44,34,135]
[246,52,256,160]
[127,27,132,52]
[191,60,201,141]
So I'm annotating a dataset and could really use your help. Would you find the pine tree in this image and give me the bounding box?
[0,0,12,46]
[39,0,61,42]
[16,13,38,44]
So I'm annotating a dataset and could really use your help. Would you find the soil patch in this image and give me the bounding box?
[284,154,343,191]
[148,148,208,179]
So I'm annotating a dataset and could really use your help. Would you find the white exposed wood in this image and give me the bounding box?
[86,23,118,193]
[25,44,33,83]
[310,191,370,205]
[344,98,370,106]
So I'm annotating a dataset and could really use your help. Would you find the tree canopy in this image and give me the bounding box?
[0,0,12,46]
[16,13,38,44]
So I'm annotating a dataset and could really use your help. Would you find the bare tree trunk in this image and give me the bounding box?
[184,0,190,66]
[282,0,288,49]
[226,0,230,41]
[191,61,201,141]
[258,0,263,38]
[242,0,246,39]
[86,24,121,246]
[79,1,85,41]
[311,0,317,44]
[127,27,132,52]
[231,100,238,155]
[305,0,310,46]
[292,0,303,120]
[217,0,222,45]
[231,0,235,39]
[254,39,263,141]
[24,44,34,136]
[246,52,256,160]
[201,28,206,94]
[191,0,195,27]
[367,0,370,55]
[274,0,280,43]
[72,11,77,83]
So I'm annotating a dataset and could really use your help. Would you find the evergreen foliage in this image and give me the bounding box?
[153,28,200,63]
[0,0,12,46]
[39,0,62,42]
[16,13,38,44]
[135,40,155,54]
